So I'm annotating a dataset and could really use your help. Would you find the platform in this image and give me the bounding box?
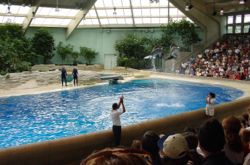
[100,75,123,84]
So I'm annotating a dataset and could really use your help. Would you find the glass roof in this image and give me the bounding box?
[0,16,26,24]
[0,0,191,28]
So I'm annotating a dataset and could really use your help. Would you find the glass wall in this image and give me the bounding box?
[226,13,250,34]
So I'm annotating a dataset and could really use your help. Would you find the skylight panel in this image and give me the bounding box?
[151,8,160,16]
[31,18,45,25]
[121,0,131,7]
[123,9,131,16]
[134,18,143,24]
[125,18,133,24]
[36,7,51,15]
[160,17,168,23]
[160,8,168,16]
[0,5,30,15]
[31,18,71,26]
[106,9,114,17]
[85,9,97,18]
[159,0,169,6]
[59,19,71,25]
[132,1,142,7]
[172,18,182,22]
[108,18,117,24]
[80,18,100,25]
[151,17,160,24]
[103,0,113,7]
[0,16,25,24]
[17,6,30,14]
[0,5,7,14]
[96,10,107,17]
[113,0,123,7]
[94,0,105,8]
[141,0,151,7]
[80,19,92,25]
[169,8,177,17]
[133,9,142,17]
[100,18,110,25]
[36,7,78,17]
[141,9,151,17]
[91,19,99,25]
[116,18,126,24]
[143,17,151,24]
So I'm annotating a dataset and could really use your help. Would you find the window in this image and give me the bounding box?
[226,14,250,34]
[244,14,250,23]
[227,16,233,24]
[227,26,233,34]
[235,25,241,33]
[244,25,250,33]
[235,15,242,23]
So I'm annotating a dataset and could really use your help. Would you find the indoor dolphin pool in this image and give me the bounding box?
[0,78,243,148]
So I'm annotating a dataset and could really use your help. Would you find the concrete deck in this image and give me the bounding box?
[0,69,249,98]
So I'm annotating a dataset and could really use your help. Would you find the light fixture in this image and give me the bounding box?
[6,0,11,15]
[113,7,117,15]
[55,0,59,12]
[149,0,159,3]
[220,8,224,15]
[185,0,193,11]
[239,0,246,4]
[212,0,216,16]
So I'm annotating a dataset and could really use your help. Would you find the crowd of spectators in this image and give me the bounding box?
[80,112,250,165]
[179,34,250,80]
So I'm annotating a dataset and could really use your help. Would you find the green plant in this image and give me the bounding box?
[160,19,200,51]
[115,34,152,69]
[80,47,98,65]
[31,29,55,64]
[71,51,79,65]
[0,24,32,73]
[56,42,73,64]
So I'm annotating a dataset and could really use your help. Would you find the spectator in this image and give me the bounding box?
[160,133,190,165]
[141,131,162,165]
[131,139,142,150]
[222,116,244,165]
[182,131,204,165]
[81,147,153,165]
[198,118,233,165]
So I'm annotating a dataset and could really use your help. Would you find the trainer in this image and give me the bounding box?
[110,96,126,146]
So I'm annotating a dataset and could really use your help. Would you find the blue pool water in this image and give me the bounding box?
[0,79,243,148]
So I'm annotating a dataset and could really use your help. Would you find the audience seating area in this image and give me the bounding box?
[179,34,250,80]
[80,111,250,165]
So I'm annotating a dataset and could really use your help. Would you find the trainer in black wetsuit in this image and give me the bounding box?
[72,67,78,86]
[61,67,67,86]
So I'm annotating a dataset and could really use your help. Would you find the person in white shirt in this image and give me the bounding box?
[205,92,216,117]
[111,96,126,146]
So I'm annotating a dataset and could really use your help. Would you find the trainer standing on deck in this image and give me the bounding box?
[111,96,126,146]
[61,66,67,86]
[72,66,78,86]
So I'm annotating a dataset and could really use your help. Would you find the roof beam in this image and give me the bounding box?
[129,0,135,27]
[94,5,102,28]
[23,6,38,32]
[66,0,97,39]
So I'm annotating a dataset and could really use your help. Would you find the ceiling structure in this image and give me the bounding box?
[0,0,249,38]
